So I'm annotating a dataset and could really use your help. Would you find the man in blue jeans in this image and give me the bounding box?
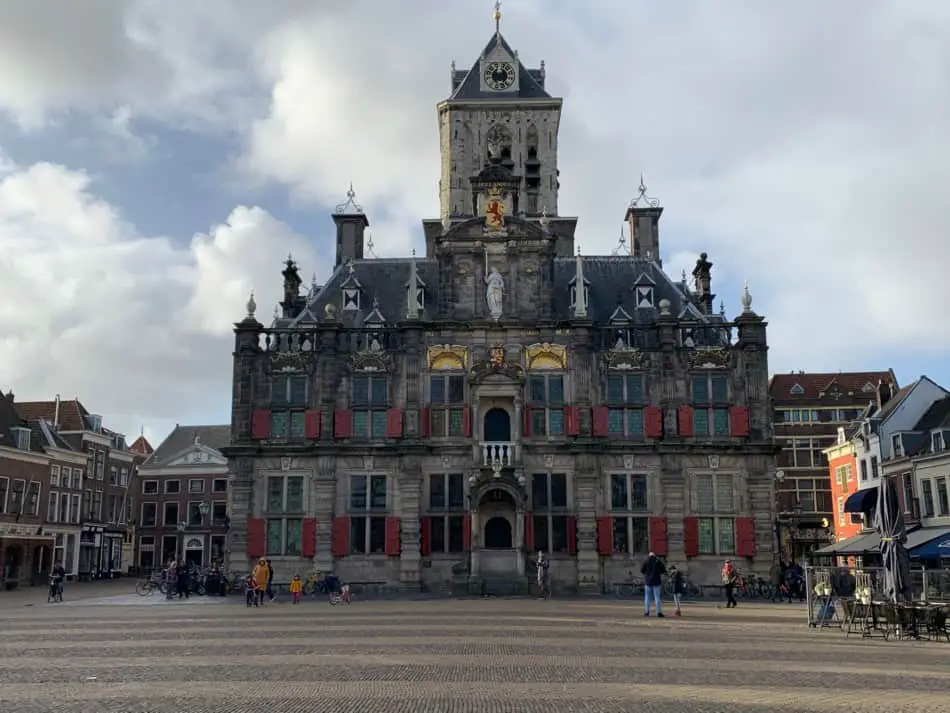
[640,551,667,617]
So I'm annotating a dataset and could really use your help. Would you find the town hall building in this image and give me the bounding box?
[223,15,778,592]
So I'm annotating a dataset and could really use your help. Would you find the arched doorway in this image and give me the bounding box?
[484,408,511,441]
[184,537,204,567]
[484,517,512,549]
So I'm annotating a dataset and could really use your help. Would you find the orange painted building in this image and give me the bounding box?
[824,427,862,542]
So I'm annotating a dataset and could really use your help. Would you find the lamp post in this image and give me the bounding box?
[774,470,786,562]
[177,520,187,563]
[198,502,211,566]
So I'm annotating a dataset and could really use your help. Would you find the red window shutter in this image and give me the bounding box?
[421,407,430,438]
[301,518,317,557]
[333,410,352,439]
[250,410,270,440]
[420,517,432,556]
[736,517,756,557]
[730,406,750,438]
[385,517,402,556]
[524,512,534,551]
[677,406,695,437]
[564,406,580,436]
[304,410,321,440]
[683,516,699,557]
[566,515,577,555]
[462,407,472,437]
[644,406,663,439]
[596,517,613,555]
[331,516,350,557]
[648,516,668,556]
[592,406,609,437]
[386,408,404,439]
[462,513,471,551]
[523,407,532,437]
[246,518,266,558]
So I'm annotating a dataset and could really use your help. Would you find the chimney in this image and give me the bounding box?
[332,184,368,268]
[691,252,714,314]
[4,389,13,403]
[280,256,302,318]
[54,394,60,428]
[877,379,893,410]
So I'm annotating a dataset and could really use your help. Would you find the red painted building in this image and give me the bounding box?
[824,427,862,543]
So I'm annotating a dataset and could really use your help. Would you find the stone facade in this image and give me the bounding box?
[223,27,778,591]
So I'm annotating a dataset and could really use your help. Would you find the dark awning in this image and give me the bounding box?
[844,487,878,514]
[908,527,950,559]
[813,531,881,556]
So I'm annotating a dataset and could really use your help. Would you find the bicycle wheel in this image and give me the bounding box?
[136,581,152,596]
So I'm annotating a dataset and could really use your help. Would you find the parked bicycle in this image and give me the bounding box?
[136,576,166,596]
[613,572,646,598]
[663,572,703,598]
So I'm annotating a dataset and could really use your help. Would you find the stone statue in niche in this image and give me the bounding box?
[485,265,504,320]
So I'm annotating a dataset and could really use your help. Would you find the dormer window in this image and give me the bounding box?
[861,382,876,393]
[635,285,654,308]
[10,427,30,450]
[88,414,102,432]
[892,433,903,458]
[415,287,425,310]
[342,287,360,311]
[790,383,805,396]
[569,283,590,309]
[934,431,946,452]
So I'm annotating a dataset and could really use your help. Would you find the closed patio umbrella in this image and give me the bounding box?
[873,480,911,603]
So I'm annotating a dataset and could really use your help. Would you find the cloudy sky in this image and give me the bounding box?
[1,0,949,445]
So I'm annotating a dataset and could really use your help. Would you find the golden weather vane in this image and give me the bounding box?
[493,1,502,32]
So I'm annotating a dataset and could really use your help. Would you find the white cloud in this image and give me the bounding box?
[0,160,323,440]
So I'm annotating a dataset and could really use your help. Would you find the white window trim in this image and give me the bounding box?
[141,501,158,527]
[48,491,59,523]
[163,502,180,527]
[212,478,229,493]
[142,479,159,495]
[188,478,205,494]
[0,476,8,514]
[164,479,181,494]
[50,465,61,487]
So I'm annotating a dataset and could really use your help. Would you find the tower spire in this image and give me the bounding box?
[493,1,502,33]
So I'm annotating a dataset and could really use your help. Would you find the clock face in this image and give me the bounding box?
[484,62,516,91]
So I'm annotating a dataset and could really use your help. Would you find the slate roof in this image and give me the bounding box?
[898,396,950,457]
[145,425,231,468]
[450,32,552,101]
[33,419,79,453]
[0,392,44,453]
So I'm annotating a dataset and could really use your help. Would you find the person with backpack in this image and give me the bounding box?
[721,559,739,608]
[640,552,667,617]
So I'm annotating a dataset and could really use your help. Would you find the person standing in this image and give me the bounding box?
[265,559,275,602]
[721,559,739,608]
[252,559,268,606]
[669,565,684,616]
[177,561,190,599]
[165,560,177,601]
[640,552,666,618]
[289,574,302,605]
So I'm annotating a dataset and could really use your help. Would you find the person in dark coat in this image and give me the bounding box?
[669,565,685,616]
[640,552,667,617]
[177,562,190,599]
[266,559,275,602]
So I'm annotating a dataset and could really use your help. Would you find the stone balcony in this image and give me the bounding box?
[480,441,517,467]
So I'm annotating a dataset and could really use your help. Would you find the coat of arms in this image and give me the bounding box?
[489,345,505,368]
[484,186,506,231]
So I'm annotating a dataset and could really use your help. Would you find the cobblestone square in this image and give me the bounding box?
[0,590,947,713]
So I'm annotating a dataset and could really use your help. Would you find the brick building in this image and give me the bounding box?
[823,426,862,544]
[223,22,778,590]
[135,425,230,570]
[15,397,137,578]
[769,370,896,561]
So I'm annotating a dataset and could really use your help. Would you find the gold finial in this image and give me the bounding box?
[493,1,502,32]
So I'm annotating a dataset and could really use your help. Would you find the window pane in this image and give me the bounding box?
[370,377,388,406]
[266,477,284,512]
[271,378,288,406]
[691,376,709,405]
[352,376,369,406]
[447,515,465,553]
[529,377,546,403]
[548,377,564,405]
[353,410,370,438]
[712,408,730,437]
[548,409,564,436]
[285,519,303,555]
[429,476,445,510]
[369,476,387,509]
[447,474,465,509]
[550,474,567,508]
[430,516,445,553]
[270,411,289,439]
[695,475,714,513]
[627,410,644,438]
[289,411,306,439]
[350,517,367,554]
[611,517,628,553]
[371,410,388,438]
[626,375,644,404]
[448,376,465,404]
[531,409,547,436]
[715,475,734,512]
[694,409,710,437]
[430,376,445,404]
[630,517,650,555]
[289,376,307,405]
[448,409,464,437]
[710,376,728,403]
[606,375,624,403]
[369,517,387,553]
[550,516,568,553]
[698,518,715,554]
[718,518,735,554]
[266,520,283,555]
[350,476,367,511]
[607,408,624,435]
[531,474,548,509]
[610,475,627,510]
[630,475,648,510]
[532,515,549,552]
[286,476,304,511]
[430,409,446,437]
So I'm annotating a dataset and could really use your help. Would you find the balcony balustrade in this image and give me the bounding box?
[481,441,516,467]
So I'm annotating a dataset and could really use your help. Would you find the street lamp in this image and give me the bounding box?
[199,501,210,521]
[774,470,786,562]
[177,520,187,563]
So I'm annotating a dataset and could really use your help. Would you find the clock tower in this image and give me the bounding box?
[435,4,570,248]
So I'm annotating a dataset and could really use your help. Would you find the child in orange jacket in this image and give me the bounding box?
[289,573,303,605]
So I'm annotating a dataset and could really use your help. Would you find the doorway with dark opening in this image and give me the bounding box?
[484,408,511,441]
[484,517,513,549]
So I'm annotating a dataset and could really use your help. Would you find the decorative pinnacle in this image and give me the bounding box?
[335,182,364,214]
[741,282,753,313]
[539,206,550,229]
[246,291,257,318]
[493,1,502,32]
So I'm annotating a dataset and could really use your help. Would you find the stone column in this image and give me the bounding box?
[470,503,480,577]
[226,457,253,574]
[313,457,336,575]
[398,456,422,587]
[574,456,601,594]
